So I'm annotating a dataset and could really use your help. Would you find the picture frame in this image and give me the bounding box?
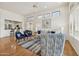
[42,19,51,29]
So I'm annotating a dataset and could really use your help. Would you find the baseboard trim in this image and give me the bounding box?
[0,36,10,39]
[68,40,78,56]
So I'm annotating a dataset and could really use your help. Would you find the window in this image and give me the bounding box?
[69,6,79,40]
[51,11,60,17]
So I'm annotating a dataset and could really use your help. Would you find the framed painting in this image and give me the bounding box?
[42,19,51,29]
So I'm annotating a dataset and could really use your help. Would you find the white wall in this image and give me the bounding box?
[24,5,69,35]
[0,8,24,38]
[69,36,79,55]
[69,3,79,55]
[0,5,69,38]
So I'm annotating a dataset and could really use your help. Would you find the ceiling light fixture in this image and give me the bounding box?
[33,4,38,8]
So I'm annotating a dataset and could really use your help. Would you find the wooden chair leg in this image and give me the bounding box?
[16,39,19,43]
[24,38,26,41]
[16,39,18,42]
[21,39,23,41]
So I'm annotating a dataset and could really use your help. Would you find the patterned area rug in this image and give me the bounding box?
[17,38,41,55]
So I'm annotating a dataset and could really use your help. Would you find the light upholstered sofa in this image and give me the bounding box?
[40,32,65,56]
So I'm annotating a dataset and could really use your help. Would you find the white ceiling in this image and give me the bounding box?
[0,2,66,16]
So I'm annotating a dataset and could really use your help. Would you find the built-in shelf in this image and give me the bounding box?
[5,19,22,30]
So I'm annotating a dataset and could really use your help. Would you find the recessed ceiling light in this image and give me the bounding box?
[44,6,47,8]
[38,16,42,19]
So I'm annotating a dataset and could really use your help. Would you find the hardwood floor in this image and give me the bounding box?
[0,36,78,56]
[64,40,78,56]
[0,36,36,56]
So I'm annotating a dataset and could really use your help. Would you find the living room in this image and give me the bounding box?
[0,2,79,56]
